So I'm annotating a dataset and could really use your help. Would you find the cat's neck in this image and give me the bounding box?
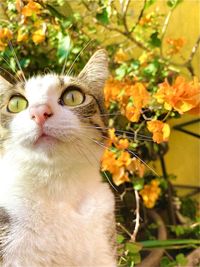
[0,144,103,203]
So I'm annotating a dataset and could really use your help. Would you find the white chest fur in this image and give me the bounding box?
[0,158,116,267]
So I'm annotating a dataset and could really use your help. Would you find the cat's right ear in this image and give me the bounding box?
[78,49,109,91]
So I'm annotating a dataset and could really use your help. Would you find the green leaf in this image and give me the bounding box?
[133,178,144,190]
[115,64,127,79]
[144,0,156,9]
[149,32,161,47]
[129,252,141,264]
[176,254,188,266]
[96,8,109,25]
[57,34,71,64]
[160,256,174,267]
[130,60,140,70]
[143,61,159,77]
[20,58,31,69]
[125,242,142,253]
[167,0,183,8]
[117,234,125,244]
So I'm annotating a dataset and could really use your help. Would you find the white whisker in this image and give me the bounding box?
[66,40,93,76]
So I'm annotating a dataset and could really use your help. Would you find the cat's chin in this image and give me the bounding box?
[33,134,59,150]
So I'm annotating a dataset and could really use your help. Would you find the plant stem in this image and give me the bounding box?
[131,190,140,241]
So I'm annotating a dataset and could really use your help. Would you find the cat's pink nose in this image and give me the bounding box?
[29,104,53,125]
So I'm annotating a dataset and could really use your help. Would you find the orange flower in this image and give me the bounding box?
[17,29,28,42]
[112,171,130,186]
[147,120,170,144]
[22,0,42,17]
[32,26,46,44]
[166,37,185,55]
[0,28,13,51]
[127,158,146,178]
[125,105,141,122]
[107,128,129,149]
[155,76,200,114]
[117,139,129,150]
[104,79,124,108]
[117,151,132,167]
[114,48,128,63]
[139,14,152,26]
[139,179,161,208]
[16,0,23,12]
[101,149,118,175]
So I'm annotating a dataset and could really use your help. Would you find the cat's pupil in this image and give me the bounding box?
[71,93,75,102]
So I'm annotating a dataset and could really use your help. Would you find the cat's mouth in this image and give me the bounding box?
[34,132,58,146]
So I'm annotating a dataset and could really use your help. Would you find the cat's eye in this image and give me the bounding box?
[7,95,28,113]
[61,87,85,106]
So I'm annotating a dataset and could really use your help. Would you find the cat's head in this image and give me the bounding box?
[0,50,108,164]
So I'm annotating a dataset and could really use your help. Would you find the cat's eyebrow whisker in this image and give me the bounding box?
[0,66,19,83]
[0,55,21,82]
[77,111,122,118]
[66,40,93,77]
[8,41,26,83]
[98,132,153,143]
[81,125,153,140]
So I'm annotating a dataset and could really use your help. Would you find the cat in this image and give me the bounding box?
[0,49,116,267]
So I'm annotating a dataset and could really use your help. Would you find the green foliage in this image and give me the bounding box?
[161,253,187,267]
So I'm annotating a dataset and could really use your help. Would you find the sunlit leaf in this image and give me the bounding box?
[149,32,161,47]
[176,254,188,266]
[125,242,142,253]
[133,178,144,190]
[57,34,71,64]
[144,0,156,9]
[167,0,183,8]
[96,8,109,25]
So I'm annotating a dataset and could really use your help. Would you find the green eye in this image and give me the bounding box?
[61,88,85,106]
[7,95,28,113]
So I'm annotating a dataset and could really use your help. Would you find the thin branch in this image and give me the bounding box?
[82,0,150,52]
[122,0,131,33]
[131,190,140,241]
[116,222,132,238]
[131,0,147,33]
[160,9,173,57]
[99,23,151,52]
[187,35,200,64]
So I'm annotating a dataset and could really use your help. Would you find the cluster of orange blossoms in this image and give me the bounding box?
[104,79,150,123]
[17,0,46,45]
[0,1,46,47]
[166,37,185,55]
[139,180,161,208]
[155,76,200,114]
[101,129,145,186]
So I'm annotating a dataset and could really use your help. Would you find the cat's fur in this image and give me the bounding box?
[0,50,116,267]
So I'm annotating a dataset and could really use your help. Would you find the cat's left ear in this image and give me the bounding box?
[78,49,109,91]
[0,75,12,94]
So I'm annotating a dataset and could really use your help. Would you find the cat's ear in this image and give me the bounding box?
[0,75,12,92]
[78,49,109,90]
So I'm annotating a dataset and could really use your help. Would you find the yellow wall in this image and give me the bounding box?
[151,1,200,186]
[161,115,200,186]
